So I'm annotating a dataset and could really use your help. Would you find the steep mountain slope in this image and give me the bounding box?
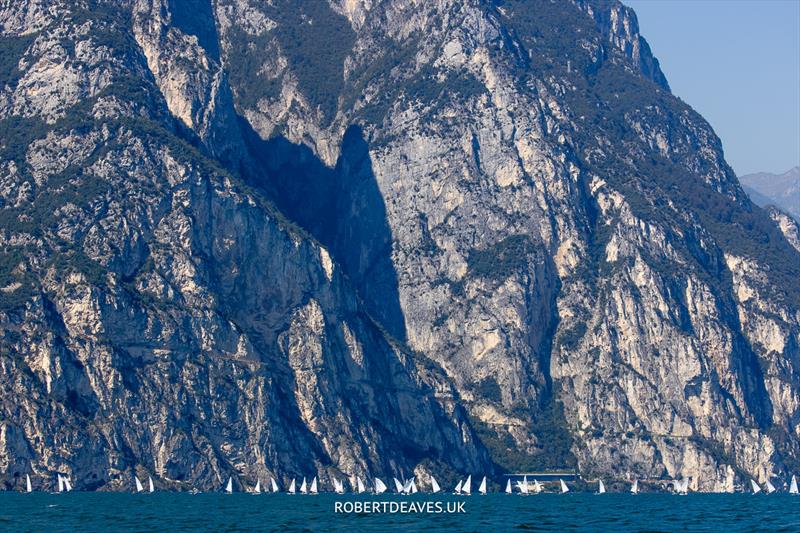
[0,0,488,490]
[0,0,798,492]
[740,167,800,221]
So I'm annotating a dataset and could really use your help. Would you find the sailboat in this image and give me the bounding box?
[765,479,776,494]
[597,480,606,494]
[674,479,688,495]
[478,476,487,495]
[454,479,462,495]
[300,477,308,494]
[790,475,798,495]
[271,478,279,493]
[532,479,542,494]
[64,477,72,492]
[631,479,639,494]
[135,476,144,493]
[225,477,233,494]
[505,479,512,494]
[394,478,405,493]
[462,475,472,495]
[148,476,154,493]
[310,477,318,494]
[253,480,261,494]
[431,476,441,494]
[517,476,529,495]
[559,479,569,494]
[750,479,761,494]
[410,479,418,494]
[374,478,387,495]
[288,478,296,494]
[357,477,366,494]
[57,475,64,493]
[26,474,32,493]
[334,478,345,494]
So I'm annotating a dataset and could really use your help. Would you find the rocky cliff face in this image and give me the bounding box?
[1,0,798,492]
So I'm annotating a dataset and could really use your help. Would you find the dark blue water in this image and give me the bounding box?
[1,493,798,532]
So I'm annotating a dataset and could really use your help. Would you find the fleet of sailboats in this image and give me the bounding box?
[15,469,800,495]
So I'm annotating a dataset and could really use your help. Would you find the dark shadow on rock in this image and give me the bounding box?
[237,118,407,343]
[167,0,221,61]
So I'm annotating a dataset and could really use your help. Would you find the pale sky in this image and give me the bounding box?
[625,0,800,176]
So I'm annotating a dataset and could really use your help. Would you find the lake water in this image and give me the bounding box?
[1,492,798,532]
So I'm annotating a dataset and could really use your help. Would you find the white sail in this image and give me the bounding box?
[533,479,542,494]
[57,475,64,493]
[675,478,688,494]
[310,477,318,494]
[431,476,441,494]
[148,476,154,493]
[271,478,279,493]
[334,478,344,494]
[26,474,32,493]
[300,477,307,494]
[402,478,413,495]
[394,478,404,493]
[374,478,387,495]
[410,479,418,494]
[288,478,296,494]
[790,475,798,495]
[253,480,261,494]
[598,480,605,494]
[357,477,366,494]
[505,479,512,494]
[454,479,462,495]
[631,479,639,494]
[135,477,144,493]
[478,476,487,495]
[560,479,569,494]
[518,476,529,494]
[64,478,72,492]
[750,479,761,494]
[225,477,233,494]
[765,479,776,494]
[463,475,472,495]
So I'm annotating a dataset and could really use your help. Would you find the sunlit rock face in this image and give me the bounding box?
[0,0,797,491]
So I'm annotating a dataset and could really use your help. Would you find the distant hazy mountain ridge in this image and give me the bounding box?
[0,0,798,492]
[740,167,800,221]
